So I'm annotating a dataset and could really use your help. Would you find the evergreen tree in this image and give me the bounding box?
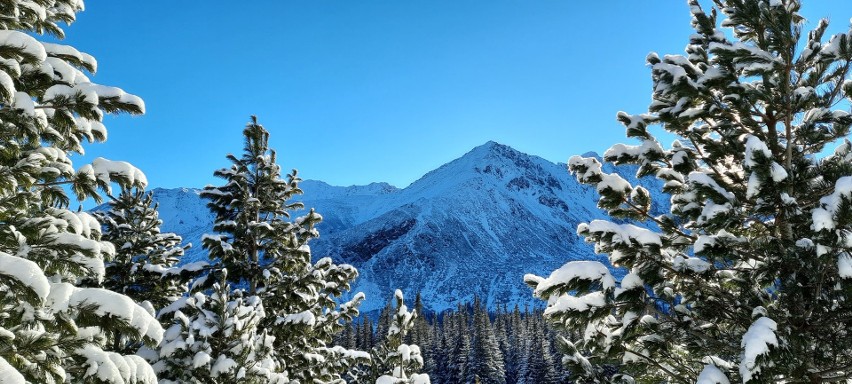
[200,116,366,382]
[466,298,506,384]
[538,320,562,384]
[413,292,425,322]
[503,305,525,384]
[0,1,164,382]
[374,289,431,384]
[150,271,286,384]
[542,320,570,384]
[342,322,358,350]
[94,188,192,315]
[430,317,449,384]
[386,301,577,383]
[376,297,394,344]
[341,316,376,383]
[446,311,471,383]
[410,292,435,375]
[492,305,510,366]
[516,319,538,384]
[359,315,375,350]
[200,115,304,293]
[526,0,852,382]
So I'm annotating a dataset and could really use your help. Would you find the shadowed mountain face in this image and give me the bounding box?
[126,142,667,313]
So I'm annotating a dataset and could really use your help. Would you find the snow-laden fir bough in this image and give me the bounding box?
[149,271,287,384]
[526,0,852,382]
[93,188,195,327]
[0,1,167,383]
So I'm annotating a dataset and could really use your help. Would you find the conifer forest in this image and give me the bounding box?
[4,0,852,383]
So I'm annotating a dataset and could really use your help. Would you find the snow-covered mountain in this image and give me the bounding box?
[126,141,667,313]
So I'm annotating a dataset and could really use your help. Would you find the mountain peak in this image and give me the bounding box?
[100,141,671,313]
[479,140,503,148]
[399,140,563,205]
[300,180,400,199]
[469,140,516,156]
[456,141,533,169]
[405,141,526,189]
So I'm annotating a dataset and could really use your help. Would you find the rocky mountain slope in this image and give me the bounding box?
[125,142,667,313]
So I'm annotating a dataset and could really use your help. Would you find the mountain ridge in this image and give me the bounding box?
[104,141,667,313]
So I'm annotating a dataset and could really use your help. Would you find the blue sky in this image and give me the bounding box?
[59,1,852,191]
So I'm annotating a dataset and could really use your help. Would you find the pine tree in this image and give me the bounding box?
[492,305,510,367]
[0,2,165,382]
[446,311,471,383]
[200,116,366,382]
[342,322,358,350]
[410,292,434,375]
[538,319,562,384]
[341,316,377,383]
[466,298,506,384]
[360,315,375,350]
[200,115,304,293]
[376,298,394,344]
[540,319,570,384]
[374,289,431,384]
[149,271,287,384]
[94,188,192,315]
[526,0,852,382]
[503,305,525,384]
[430,317,449,384]
[516,318,546,384]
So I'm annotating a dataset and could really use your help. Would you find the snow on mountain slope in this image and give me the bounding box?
[106,141,667,314]
[305,141,667,312]
[296,181,400,235]
[147,188,213,251]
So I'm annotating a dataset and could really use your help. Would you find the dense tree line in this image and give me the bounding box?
[336,295,577,384]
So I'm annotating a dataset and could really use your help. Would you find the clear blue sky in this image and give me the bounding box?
[60,1,852,190]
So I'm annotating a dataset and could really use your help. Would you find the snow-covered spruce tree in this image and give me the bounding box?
[516,318,557,384]
[93,188,193,318]
[445,309,471,383]
[525,0,852,382]
[0,1,166,383]
[466,298,506,384]
[408,291,435,375]
[338,321,358,350]
[374,290,430,384]
[360,315,375,350]
[503,305,526,384]
[150,271,287,384]
[429,320,448,383]
[375,297,393,344]
[200,116,367,382]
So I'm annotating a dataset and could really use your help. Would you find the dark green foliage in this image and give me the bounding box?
[95,188,191,313]
[466,298,506,384]
[151,272,286,384]
[199,116,366,382]
[0,2,162,382]
[200,115,304,293]
[348,298,567,384]
[528,1,852,382]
